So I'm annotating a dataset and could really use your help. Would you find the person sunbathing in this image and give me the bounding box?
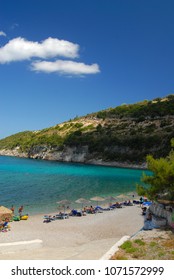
[111,202,122,208]
[0,218,9,231]
[89,206,95,214]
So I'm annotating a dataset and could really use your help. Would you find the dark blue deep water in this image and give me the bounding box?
[0,156,149,214]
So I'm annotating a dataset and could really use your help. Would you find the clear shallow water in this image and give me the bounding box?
[0,156,149,215]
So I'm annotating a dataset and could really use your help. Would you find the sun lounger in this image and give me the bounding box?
[85,208,96,214]
[133,200,140,204]
[110,203,122,209]
[123,201,133,206]
[55,213,69,219]
[43,215,54,223]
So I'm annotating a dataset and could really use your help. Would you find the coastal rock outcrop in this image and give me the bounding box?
[0,145,147,169]
[28,145,89,163]
[0,147,27,158]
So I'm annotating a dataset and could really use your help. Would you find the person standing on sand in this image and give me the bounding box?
[11,205,15,214]
[18,205,23,216]
[140,197,143,205]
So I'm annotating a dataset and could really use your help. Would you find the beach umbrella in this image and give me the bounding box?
[56,199,71,214]
[75,198,90,211]
[0,206,13,220]
[105,196,116,206]
[142,201,152,207]
[127,192,138,199]
[115,194,130,202]
[90,196,105,206]
[56,199,71,205]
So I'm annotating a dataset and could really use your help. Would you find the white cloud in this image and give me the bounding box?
[31,60,100,75]
[0,36,100,76]
[0,31,6,37]
[0,37,79,63]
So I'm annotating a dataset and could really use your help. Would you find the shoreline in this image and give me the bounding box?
[0,204,144,260]
[0,152,147,170]
[86,159,147,170]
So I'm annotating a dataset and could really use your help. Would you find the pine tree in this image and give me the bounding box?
[136,139,174,200]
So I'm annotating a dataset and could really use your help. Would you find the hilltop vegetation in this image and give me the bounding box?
[96,95,174,119]
[0,94,174,165]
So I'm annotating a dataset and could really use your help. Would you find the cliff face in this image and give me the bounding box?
[0,95,174,167]
[0,147,27,158]
[0,145,147,169]
[28,145,89,162]
[0,145,90,162]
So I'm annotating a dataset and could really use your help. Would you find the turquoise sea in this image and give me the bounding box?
[0,156,149,215]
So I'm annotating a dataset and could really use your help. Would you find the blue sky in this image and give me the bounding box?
[0,0,174,139]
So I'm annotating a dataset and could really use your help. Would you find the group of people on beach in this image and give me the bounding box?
[10,205,24,216]
[0,205,24,233]
[83,205,95,214]
[43,199,134,222]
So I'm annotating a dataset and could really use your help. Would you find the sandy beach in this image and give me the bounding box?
[0,204,144,260]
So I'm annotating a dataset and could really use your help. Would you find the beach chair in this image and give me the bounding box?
[123,201,133,206]
[133,200,140,204]
[110,203,122,209]
[43,215,55,223]
[55,213,69,219]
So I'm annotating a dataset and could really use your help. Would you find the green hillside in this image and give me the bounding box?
[1,94,174,164]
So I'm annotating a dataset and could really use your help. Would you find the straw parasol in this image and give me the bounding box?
[0,206,13,221]
[75,198,90,211]
[56,199,71,214]
[115,194,130,202]
[90,196,105,206]
[105,196,116,205]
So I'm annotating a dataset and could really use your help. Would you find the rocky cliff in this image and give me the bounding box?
[0,145,147,169]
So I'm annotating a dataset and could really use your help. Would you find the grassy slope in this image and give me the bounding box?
[1,94,174,163]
